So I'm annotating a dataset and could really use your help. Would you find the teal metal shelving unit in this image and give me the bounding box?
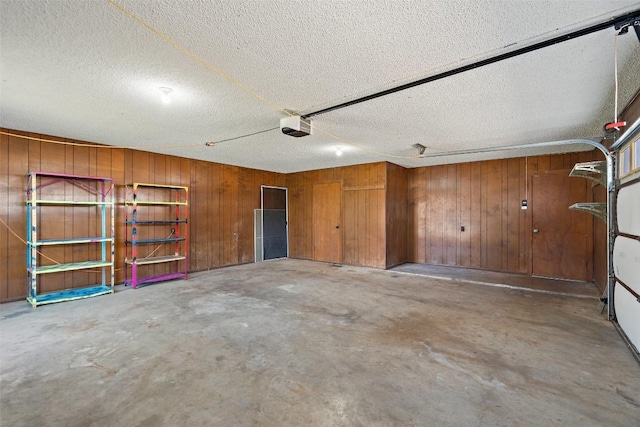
[26,172,115,307]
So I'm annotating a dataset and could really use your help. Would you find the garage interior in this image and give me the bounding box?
[1,1,640,425]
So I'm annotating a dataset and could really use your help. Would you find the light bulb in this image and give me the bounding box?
[336,147,343,157]
[159,87,173,104]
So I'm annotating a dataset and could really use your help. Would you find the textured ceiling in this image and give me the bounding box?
[1,0,639,173]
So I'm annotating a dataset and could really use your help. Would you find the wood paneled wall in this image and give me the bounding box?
[385,163,408,268]
[286,162,388,269]
[408,152,602,277]
[3,126,622,301]
[0,129,283,302]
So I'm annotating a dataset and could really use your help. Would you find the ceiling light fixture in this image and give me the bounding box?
[335,147,343,157]
[159,87,173,104]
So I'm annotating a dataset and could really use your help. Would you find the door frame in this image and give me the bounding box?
[260,185,289,260]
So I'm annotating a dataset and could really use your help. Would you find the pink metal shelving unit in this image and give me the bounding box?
[124,183,189,289]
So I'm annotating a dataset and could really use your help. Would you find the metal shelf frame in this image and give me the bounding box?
[25,172,115,307]
[569,202,608,222]
[124,183,189,289]
[569,160,607,187]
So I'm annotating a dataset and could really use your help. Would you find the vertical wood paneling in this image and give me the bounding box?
[486,160,503,271]
[0,132,9,300]
[3,123,613,301]
[238,169,252,264]
[285,162,389,268]
[469,162,482,267]
[416,167,427,263]
[210,163,221,267]
[445,164,457,265]
[111,148,125,284]
[500,159,509,270]
[7,133,29,300]
[3,127,293,302]
[342,189,357,266]
[506,158,521,273]
[374,189,386,268]
[407,152,600,280]
[406,169,418,262]
[457,163,471,267]
[190,160,208,271]
[385,163,407,268]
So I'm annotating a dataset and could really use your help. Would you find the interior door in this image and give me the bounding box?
[313,182,342,263]
[261,186,288,260]
[531,173,590,281]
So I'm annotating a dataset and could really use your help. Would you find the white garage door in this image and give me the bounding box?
[613,140,640,353]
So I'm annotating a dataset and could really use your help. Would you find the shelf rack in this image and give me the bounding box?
[26,172,115,307]
[568,161,607,222]
[569,202,607,222]
[124,183,189,289]
[569,160,607,187]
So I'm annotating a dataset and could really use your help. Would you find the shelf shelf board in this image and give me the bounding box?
[126,237,185,244]
[29,171,113,181]
[27,200,112,205]
[27,285,113,307]
[125,201,188,206]
[124,272,187,287]
[129,183,188,190]
[569,161,607,187]
[125,254,186,265]
[30,237,113,246]
[125,220,187,225]
[569,202,607,222]
[29,260,113,274]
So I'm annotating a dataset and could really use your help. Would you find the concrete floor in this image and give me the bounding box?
[1,259,639,426]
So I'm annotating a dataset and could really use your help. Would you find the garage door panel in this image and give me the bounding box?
[613,236,640,295]
[617,184,640,235]
[614,284,640,351]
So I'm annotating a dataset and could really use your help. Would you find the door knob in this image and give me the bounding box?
[533,228,539,233]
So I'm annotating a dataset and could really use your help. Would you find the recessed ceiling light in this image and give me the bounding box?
[159,87,173,104]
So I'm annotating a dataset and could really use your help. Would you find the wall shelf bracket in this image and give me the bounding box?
[569,202,607,222]
[569,161,607,187]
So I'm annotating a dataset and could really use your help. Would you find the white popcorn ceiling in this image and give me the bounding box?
[1,0,639,173]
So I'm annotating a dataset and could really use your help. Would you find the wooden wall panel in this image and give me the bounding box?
[385,163,408,268]
[457,162,471,267]
[285,162,388,269]
[6,132,29,300]
[408,152,601,280]
[190,160,210,271]
[111,148,126,284]
[0,129,283,302]
[0,132,8,300]
[237,170,253,264]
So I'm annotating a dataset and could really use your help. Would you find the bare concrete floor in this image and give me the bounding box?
[1,259,638,426]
